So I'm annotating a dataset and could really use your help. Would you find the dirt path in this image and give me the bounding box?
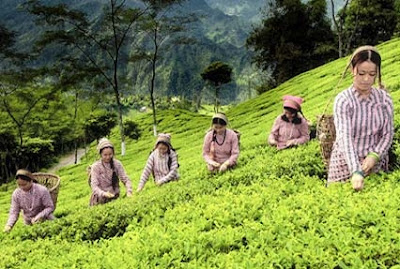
[47,148,87,173]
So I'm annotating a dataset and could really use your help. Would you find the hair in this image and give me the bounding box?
[339,46,384,89]
[351,50,382,87]
[212,117,227,126]
[100,146,114,154]
[16,174,33,182]
[283,106,307,124]
[155,141,172,154]
[281,113,302,124]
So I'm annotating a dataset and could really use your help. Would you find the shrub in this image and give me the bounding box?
[123,119,141,140]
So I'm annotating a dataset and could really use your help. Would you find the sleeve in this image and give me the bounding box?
[334,93,361,174]
[115,161,132,195]
[202,131,214,164]
[292,119,310,145]
[6,191,21,227]
[90,163,107,198]
[227,130,240,166]
[138,153,155,189]
[373,93,394,156]
[159,151,179,184]
[268,117,280,143]
[34,188,54,220]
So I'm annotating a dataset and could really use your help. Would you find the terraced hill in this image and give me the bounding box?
[1,38,400,268]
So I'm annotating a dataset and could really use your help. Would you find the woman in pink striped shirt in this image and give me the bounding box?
[268,95,310,150]
[203,113,240,172]
[89,138,132,206]
[4,169,55,232]
[328,46,394,191]
[137,133,179,192]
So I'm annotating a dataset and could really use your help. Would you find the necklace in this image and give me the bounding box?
[214,130,226,146]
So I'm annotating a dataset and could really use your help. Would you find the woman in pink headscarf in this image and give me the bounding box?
[268,95,310,150]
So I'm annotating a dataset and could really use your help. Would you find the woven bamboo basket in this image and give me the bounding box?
[317,114,336,171]
[32,173,60,208]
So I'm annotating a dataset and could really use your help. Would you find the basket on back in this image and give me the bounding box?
[317,114,336,171]
[32,172,61,208]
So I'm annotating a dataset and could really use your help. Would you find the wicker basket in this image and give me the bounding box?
[317,114,336,171]
[32,173,60,208]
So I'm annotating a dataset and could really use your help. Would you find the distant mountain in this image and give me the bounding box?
[0,0,256,103]
[204,0,265,24]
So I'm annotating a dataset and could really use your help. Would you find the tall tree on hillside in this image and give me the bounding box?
[343,0,397,49]
[137,0,194,136]
[23,0,179,155]
[330,0,357,57]
[246,0,336,88]
[201,61,232,113]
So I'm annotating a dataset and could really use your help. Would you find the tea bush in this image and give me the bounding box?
[1,38,400,268]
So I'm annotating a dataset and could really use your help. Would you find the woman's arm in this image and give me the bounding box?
[334,93,361,174]
[138,153,155,190]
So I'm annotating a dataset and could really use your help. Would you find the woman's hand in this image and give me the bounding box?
[31,216,42,224]
[210,161,221,168]
[3,225,12,233]
[286,140,296,147]
[104,192,115,198]
[351,173,364,191]
[268,137,277,146]
[362,156,378,175]
[219,161,230,172]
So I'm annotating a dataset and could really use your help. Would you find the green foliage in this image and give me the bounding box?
[201,61,233,112]
[247,0,336,87]
[1,39,400,268]
[343,0,398,48]
[123,119,141,140]
[84,112,117,142]
[17,137,55,171]
[201,61,233,86]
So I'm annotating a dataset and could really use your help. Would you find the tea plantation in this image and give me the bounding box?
[1,39,400,268]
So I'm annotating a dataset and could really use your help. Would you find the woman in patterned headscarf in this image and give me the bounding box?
[137,133,179,192]
[202,113,239,173]
[89,138,132,206]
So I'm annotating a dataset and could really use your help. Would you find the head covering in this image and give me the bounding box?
[212,112,228,125]
[283,95,303,111]
[155,133,172,148]
[97,137,114,153]
[15,169,34,181]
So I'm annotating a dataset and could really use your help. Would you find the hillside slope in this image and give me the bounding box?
[0,39,400,268]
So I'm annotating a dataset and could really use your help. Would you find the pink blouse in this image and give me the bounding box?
[202,129,239,170]
[268,115,310,149]
[328,86,394,182]
[7,183,54,227]
[90,159,132,197]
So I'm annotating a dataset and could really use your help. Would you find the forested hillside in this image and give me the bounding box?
[0,0,256,102]
[0,38,399,267]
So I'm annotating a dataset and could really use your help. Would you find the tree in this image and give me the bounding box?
[137,0,194,136]
[246,0,336,87]
[343,0,397,49]
[330,0,356,57]
[24,0,150,156]
[201,61,232,113]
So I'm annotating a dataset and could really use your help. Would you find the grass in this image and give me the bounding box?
[1,38,400,268]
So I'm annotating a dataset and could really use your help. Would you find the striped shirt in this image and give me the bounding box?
[268,115,310,149]
[203,128,240,171]
[138,149,179,189]
[90,159,133,197]
[7,183,54,227]
[328,86,394,182]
